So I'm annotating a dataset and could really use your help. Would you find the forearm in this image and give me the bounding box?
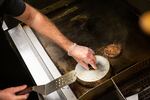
[16,3,96,69]
[16,3,73,52]
[30,13,74,51]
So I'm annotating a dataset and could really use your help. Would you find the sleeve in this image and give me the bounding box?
[3,0,26,17]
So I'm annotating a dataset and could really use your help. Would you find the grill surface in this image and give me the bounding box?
[32,0,150,98]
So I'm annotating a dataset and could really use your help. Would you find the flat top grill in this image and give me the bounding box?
[33,0,150,98]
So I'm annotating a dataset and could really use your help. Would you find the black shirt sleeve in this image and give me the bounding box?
[3,0,26,17]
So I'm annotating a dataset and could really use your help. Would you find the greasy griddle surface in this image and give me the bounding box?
[35,0,150,98]
[26,0,58,9]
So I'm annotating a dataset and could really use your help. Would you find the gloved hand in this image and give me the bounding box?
[0,85,29,100]
[68,43,97,70]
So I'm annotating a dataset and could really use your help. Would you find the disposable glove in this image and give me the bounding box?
[68,43,97,70]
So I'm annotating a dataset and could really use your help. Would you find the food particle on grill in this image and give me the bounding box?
[103,43,122,58]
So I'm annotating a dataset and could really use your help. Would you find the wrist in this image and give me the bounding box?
[67,43,77,56]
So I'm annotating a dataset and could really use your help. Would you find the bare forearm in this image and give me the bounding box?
[16,4,73,51]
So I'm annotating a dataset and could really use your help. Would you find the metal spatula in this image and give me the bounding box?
[16,70,77,95]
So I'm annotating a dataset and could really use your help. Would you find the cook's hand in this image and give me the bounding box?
[68,43,96,70]
[0,85,29,100]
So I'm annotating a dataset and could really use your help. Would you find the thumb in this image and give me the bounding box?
[76,58,89,70]
[11,85,27,93]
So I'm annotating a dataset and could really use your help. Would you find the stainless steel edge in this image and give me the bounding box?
[7,24,63,100]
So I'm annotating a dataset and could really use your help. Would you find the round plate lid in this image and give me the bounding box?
[75,55,110,83]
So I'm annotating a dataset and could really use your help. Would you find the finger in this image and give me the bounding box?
[89,61,97,70]
[87,51,97,69]
[84,58,96,69]
[90,54,96,64]
[76,58,89,70]
[86,58,97,70]
[16,94,29,100]
[80,61,89,70]
[87,49,96,63]
[11,85,27,93]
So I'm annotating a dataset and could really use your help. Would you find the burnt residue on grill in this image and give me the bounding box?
[34,0,150,98]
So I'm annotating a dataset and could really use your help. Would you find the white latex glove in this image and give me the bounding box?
[68,43,97,70]
[0,85,29,100]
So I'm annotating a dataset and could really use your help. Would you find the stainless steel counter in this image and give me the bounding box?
[4,23,77,100]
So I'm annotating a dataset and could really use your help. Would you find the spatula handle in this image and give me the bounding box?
[16,87,32,95]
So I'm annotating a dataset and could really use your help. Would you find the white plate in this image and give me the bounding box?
[75,55,110,83]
